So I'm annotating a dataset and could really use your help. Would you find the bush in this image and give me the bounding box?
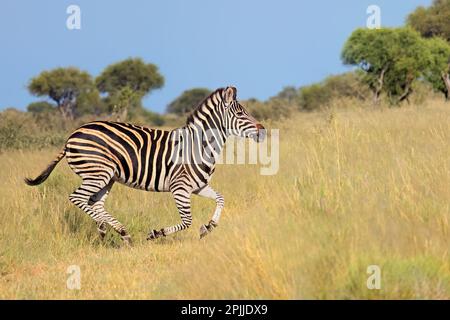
[167,88,212,115]
[27,101,55,114]
[128,108,166,127]
[0,108,66,150]
[244,97,295,121]
[299,72,370,111]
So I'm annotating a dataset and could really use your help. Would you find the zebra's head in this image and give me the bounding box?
[222,87,266,143]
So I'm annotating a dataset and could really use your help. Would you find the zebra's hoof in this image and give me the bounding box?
[199,224,209,239]
[121,235,133,246]
[200,221,217,239]
[147,230,157,241]
[147,229,164,241]
[97,228,107,240]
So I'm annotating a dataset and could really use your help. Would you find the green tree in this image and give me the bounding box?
[383,29,430,104]
[422,37,450,100]
[96,58,164,114]
[76,88,107,116]
[408,1,450,101]
[28,67,97,120]
[342,28,396,104]
[342,28,429,104]
[408,0,450,41]
[108,86,141,121]
[166,88,211,115]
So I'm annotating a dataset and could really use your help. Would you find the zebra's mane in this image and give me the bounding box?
[185,88,225,125]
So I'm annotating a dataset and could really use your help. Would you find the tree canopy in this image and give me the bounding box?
[95,58,165,119]
[95,58,164,100]
[408,0,450,100]
[28,67,96,119]
[408,0,450,41]
[342,28,429,104]
[422,37,450,99]
[166,88,212,115]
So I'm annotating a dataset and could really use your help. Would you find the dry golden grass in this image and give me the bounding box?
[1,99,450,299]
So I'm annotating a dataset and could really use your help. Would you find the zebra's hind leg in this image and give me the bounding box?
[69,178,132,245]
[147,188,192,240]
[88,180,115,240]
[194,185,224,239]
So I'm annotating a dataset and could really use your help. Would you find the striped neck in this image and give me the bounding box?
[183,89,229,166]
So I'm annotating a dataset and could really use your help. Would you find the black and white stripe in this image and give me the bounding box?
[25,87,265,244]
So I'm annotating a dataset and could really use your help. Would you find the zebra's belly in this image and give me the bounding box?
[114,175,171,192]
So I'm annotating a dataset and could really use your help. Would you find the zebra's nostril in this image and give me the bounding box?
[256,123,265,130]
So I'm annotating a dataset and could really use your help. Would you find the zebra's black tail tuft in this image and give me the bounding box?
[25,148,66,186]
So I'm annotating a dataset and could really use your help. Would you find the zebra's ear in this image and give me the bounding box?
[224,86,237,105]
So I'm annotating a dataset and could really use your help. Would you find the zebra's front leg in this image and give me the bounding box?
[147,188,192,240]
[194,185,224,239]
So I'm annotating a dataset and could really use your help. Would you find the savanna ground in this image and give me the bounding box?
[1,100,450,299]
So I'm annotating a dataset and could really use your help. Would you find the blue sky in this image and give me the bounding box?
[0,0,431,113]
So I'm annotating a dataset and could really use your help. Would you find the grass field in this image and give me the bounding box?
[1,100,450,299]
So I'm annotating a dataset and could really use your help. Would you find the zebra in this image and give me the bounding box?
[25,87,266,245]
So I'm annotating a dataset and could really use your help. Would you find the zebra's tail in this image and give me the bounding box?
[24,147,66,186]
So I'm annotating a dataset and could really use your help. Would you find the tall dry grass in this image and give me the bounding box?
[0,99,449,299]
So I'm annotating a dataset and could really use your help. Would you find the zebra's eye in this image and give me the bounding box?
[236,111,244,117]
